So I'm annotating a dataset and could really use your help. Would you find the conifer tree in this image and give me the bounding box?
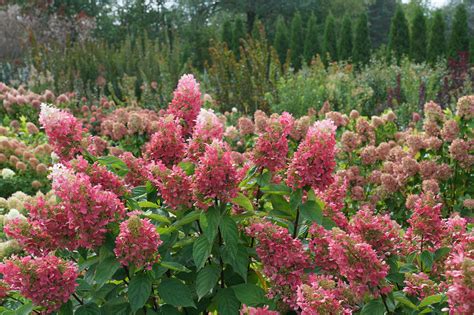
[290,11,304,70]
[428,9,446,63]
[323,14,338,63]
[353,13,371,66]
[304,13,320,63]
[274,16,289,65]
[339,15,353,61]
[388,5,410,63]
[222,20,233,49]
[232,18,246,58]
[449,4,469,60]
[410,7,427,63]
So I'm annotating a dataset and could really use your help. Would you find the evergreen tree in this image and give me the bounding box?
[353,13,371,66]
[304,13,320,63]
[388,5,410,63]
[274,16,289,65]
[410,7,427,63]
[368,0,397,48]
[449,4,469,60]
[222,20,233,49]
[323,14,338,62]
[339,15,353,61]
[232,18,246,58]
[428,10,446,63]
[290,11,304,70]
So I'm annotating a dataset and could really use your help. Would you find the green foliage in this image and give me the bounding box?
[274,15,289,65]
[353,14,371,66]
[232,18,246,58]
[448,4,469,60]
[428,10,446,63]
[410,7,427,63]
[222,20,234,49]
[338,15,353,61]
[388,5,410,63]
[323,14,338,63]
[303,13,320,64]
[290,11,304,70]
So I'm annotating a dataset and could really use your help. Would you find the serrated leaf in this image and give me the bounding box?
[418,294,445,308]
[289,188,303,211]
[232,193,254,212]
[361,299,386,315]
[196,265,220,300]
[139,201,160,209]
[143,212,171,224]
[233,283,267,306]
[94,256,120,286]
[76,303,101,315]
[128,273,152,312]
[193,235,212,270]
[222,245,249,282]
[58,300,73,315]
[160,261,191,273]
[434,247,451,261]
[15,302,34,315]
[157,278,196,308]
[393,292,418,310]
[420,251,434,271]
[220,216,239,260]
[200,207,221,244]
[269,195,293,217]
[299,200,323,224]
[215,288,240,315]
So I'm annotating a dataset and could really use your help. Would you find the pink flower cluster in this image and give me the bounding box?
[51,164,126,249]
[252,112,293,172]
[444,235,474,315]
[348,207,402,258]
[114,215,162,269]
[167,74,203,135]
[296,274,352,315]
[246,221,311,309]
[315,175,348,229]
[143,115,186,167]
[0,255,78,313]
[39,103,84,161]
[148,162,193,210]
[240,305,279,315]
[192,141,238,209]
[403,272,439,299]
[186,108,225,161]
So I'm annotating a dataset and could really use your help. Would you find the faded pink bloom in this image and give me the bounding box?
[441,119,459,142]
[456,95,474,120]
[0,255,78,313]
[403,272,439,299]
[238,117,255,136]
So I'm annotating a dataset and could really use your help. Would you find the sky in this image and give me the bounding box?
[402,0,450,8]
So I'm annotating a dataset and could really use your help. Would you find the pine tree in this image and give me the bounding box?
[274,15,289,65]
[222,20,233,49]
[290,11,304,70]
[410,7,427,63]
[323,14,338,63]
[448,4,469,60]
[428,10,446,63]
[353,13,371,66]
[232,18,246,58]
[339,15,353,61]
[304,13,320,63]
[388,5,410,63]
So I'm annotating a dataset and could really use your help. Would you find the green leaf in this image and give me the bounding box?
[220,216,239,260]
[160,261,191,273]
[196,265,220,300]
[179,161,195,175]
[269,195,293,217]
[94,256,120,286]
[232,193,254,212]
[157,278,196,308]
[233,283,267,306]
[299,200,323,224]
[222,245,249,281]
[193,235,212,270]
[215,288,240,315]
[289,188,303,211]
[434,247,451,261]
[76,303,101,315]
[361,299,386,315]
[200,207,221,244]
[15,302,34,315]
[260,183,291,194]
[420,251,434,271]
[58,300,73,315]
[172,211,200,228]
[97,156,129,176]
[139,201,160,209]
[399,263,417,273]
[143,212,171,224]
[393,292,418,310]
[101,299,131,315]
[418,294,445,308]
[128,273,152,312]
